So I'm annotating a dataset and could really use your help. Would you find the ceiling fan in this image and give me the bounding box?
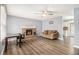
[33,8,57,18]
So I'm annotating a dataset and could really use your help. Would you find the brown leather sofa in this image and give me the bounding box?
[42,30,59,39]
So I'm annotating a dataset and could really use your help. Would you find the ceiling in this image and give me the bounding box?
[6,4,79,20]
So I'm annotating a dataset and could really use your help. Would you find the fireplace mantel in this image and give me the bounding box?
[21,26,36,28]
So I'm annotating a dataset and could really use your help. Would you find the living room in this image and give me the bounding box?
[0,4,79,55]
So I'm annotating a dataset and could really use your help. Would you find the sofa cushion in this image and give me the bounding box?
[43,30,48,35]
[48,30,53,34]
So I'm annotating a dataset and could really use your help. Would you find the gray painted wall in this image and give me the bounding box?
[7,15,42,36]
[42,16,63,40]
[7,15,63,40]
[74,8,79,47]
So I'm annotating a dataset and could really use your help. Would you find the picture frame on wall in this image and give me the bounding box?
[49,21,54,24]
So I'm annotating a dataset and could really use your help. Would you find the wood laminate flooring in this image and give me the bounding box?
[3,36,75,55]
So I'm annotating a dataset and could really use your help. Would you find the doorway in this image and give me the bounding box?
[63,20,74,37]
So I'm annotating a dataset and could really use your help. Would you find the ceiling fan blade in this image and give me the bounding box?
[32,12,43,14]
[47,10,54,12]
[48,13,54,15]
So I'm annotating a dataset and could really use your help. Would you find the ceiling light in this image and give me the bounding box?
[42,13,47,17]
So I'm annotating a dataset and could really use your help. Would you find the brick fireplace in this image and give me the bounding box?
[22,28,36,37]
[26,29,32,35]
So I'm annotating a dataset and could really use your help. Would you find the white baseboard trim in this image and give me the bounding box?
[74,45,79,48]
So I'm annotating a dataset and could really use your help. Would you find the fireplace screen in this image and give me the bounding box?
[26,29,32,35]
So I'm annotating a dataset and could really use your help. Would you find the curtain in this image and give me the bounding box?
[0,5,7,42]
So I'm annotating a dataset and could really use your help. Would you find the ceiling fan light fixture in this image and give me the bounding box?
[42,13,47,17]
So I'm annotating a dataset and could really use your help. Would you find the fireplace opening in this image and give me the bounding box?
[26,29,32,35]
